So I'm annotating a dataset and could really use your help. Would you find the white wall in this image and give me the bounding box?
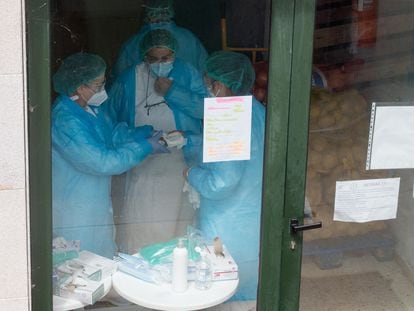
[0,0,30,310]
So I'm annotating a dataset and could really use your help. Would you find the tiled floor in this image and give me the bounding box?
[299,253,414,311]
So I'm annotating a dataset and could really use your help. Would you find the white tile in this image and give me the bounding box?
[0,0,23,74]
[0,189,29,299]
[0,74,26,190]
[0,298,29,311]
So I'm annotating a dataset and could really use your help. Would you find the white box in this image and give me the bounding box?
[56,251,117,282]
[57,259,102,282]
[205,245,238,281]
[77,250,118,280]
[58,278,104,305]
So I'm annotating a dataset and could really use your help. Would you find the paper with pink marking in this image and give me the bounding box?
[203,95,252,163]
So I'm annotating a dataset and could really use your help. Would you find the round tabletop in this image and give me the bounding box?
[112,271,239,311]
[53,276,112,311]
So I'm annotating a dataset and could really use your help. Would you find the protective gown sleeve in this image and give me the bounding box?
[104,67,136,127]
[112,122,153,147]
[188,161,245,200]
[164,63,206,120]
[182,133,203,167]
[52,116,152,176]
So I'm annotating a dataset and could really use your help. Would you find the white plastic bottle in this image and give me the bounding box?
[171,238,188,292]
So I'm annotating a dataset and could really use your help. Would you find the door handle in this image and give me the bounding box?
[290,218,322,234]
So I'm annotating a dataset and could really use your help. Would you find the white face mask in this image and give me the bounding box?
[150,61,174,77]
[207,85,221,97]
[87,89,108,106]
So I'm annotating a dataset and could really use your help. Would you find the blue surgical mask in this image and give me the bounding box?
[150,61,174,77]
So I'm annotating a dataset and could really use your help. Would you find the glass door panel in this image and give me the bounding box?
[50,1,270,310]
[300,1,414,309]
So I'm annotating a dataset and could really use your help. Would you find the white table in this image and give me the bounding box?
[53,276,112,311]
[112,271,239,311]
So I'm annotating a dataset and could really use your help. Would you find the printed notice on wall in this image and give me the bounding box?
[333,178,400,223]
[203,96,252,163]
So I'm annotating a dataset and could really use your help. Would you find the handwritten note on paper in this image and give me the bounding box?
[203,96,252,163]
[333,178,400,223]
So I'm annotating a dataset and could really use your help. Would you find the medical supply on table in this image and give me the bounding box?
[205,244,238,281]
[53,250,79,267]
[54,250,117,305]
[57,259,102,282]
[77,250,117,280]
[194,249,212,290]
[171,238,188,292]
[116,253,165,285]
[213,237,225,258]
[52,237,80,266]
[139,235,201,266]
[56,250,117,282]
[58,275,104,305]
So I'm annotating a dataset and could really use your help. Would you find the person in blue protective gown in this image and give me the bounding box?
[52,52,168,258]
[106,28,207,254]
[110,0,208,82]
[184,51,266,301]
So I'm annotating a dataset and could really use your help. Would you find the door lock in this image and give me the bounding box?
[290,218,322,234]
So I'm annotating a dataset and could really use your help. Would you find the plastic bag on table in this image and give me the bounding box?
[115,253,169,285]
[139,226,207,266]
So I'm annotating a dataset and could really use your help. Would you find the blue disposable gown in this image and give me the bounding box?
[105,58,207,163]
[187,98,265,300]
[110,22,208,82]
[52,96,153,258]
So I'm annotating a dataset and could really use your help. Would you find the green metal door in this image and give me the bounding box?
[258,0,316,310]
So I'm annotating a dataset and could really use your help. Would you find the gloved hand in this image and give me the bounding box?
[147,131,170,154]
[162,130,187,149]
[183,180,200,210]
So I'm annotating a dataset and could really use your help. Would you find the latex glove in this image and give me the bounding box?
[154,77,172,96]
[183,181,200,210]
[147,131,170,154]
[162,130,187,149]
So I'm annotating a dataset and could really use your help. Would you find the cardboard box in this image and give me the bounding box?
[205,245,238,281]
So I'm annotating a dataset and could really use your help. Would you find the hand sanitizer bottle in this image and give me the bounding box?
[172,238,188,292]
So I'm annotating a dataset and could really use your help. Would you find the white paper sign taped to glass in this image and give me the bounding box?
[366,102,414,170]
[334,178,400,223]
[203,96,252,163]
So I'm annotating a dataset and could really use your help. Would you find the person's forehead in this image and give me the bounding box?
[89,74,105,84]
[147,47,173,57]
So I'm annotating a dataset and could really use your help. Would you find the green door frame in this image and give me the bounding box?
[258,0,315,310]
[26,0,52,310]
[25,0,315,310]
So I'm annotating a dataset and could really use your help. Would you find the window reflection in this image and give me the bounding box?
[51,1,266,310]
[301,1,414,310]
